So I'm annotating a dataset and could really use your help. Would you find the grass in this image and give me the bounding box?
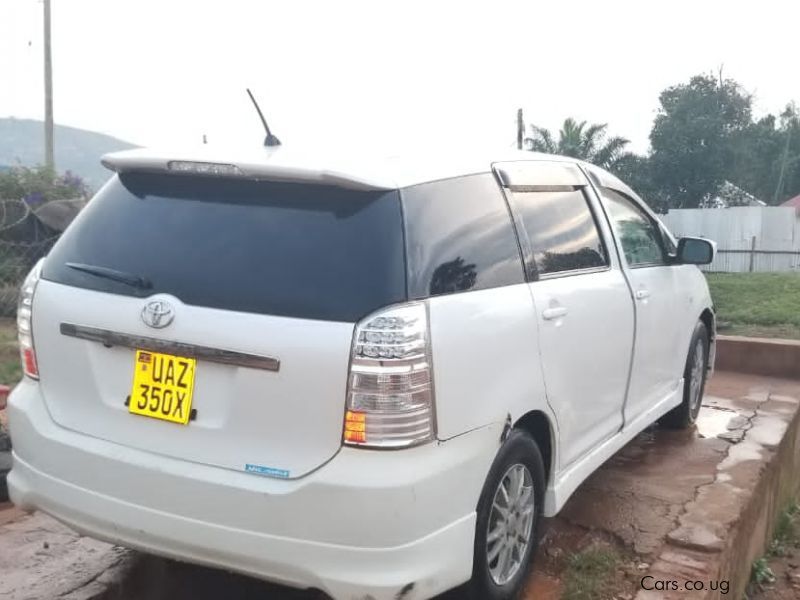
[0,318,20,387]
[748,500,800,596]
[750,557,776,586]
[705,273,800,339]
[562,546,620,600]
[767,501,800,557]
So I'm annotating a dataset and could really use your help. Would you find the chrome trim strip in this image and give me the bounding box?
[60,323,280,372]
[535,264,612,281]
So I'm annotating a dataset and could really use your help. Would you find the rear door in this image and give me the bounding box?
[495,161,634,469]
[35,172,406,478]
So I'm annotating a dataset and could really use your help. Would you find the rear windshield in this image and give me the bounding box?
[43,173,407,322]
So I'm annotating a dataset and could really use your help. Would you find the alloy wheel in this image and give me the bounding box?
[486,463,535,585]
[689,339,705,412]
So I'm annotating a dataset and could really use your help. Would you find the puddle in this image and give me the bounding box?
[695,405,737,439]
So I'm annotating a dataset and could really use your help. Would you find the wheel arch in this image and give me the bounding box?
[513,410,555,486]
[699,307,715,340]
[699,306,716,372]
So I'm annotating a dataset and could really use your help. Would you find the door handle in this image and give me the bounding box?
[542,306,568,320]
[635,289,651,300]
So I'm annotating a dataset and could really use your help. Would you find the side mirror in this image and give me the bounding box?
[676,237,715,265]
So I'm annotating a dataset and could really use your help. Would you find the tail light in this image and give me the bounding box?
[18,259,44,380]
[344,302,436,448]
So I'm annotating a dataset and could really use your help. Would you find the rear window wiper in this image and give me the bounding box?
[66,262,153,290]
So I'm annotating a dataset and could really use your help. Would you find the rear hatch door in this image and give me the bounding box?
[34,172,406,478]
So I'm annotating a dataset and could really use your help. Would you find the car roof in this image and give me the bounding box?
[101,145,578,191]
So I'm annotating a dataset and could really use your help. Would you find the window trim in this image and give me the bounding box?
[503,186,612,282]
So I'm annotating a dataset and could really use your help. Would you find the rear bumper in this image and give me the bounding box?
[8,380,501,600]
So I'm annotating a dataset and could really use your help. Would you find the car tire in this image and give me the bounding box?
[467,429,545,600]
[660,321,709,429]
[0,425,10,502]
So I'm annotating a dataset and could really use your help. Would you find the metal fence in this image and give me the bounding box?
[0,237,58,316]
[661,206,800,273]
[0,198,74,317]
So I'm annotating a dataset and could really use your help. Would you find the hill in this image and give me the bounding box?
[0,118,136,190]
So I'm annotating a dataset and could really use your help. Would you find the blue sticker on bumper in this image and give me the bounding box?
[245,463,290,479]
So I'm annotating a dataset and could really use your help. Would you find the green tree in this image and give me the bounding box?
[730,104,800,205]
[610,153,668,212]
[517,75,800,211]
[771,105,800,204]
[0,165,89,205]
[728,114,782,203]
[525,118,630,169]
[649,74,752,208]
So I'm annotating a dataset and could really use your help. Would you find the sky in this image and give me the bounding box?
[1,0,798,156]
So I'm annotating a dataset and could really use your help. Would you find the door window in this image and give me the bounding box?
[509,189,608,277]
[601,189,666,267]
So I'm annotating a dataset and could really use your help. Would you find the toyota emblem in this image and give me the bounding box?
[141,300,175,329]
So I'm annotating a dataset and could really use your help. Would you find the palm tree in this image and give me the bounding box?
[524,118,630,169]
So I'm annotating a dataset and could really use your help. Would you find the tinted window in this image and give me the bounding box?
[402,174,524,298]
[44,173,407,322]
[601,188,665,266]
[510,189,608,276]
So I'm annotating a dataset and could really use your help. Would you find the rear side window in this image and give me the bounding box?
[43,173,407,322]
[401,174,525,298]
[509,189,608,277]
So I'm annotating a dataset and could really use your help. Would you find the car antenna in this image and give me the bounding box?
[246,88,281,147]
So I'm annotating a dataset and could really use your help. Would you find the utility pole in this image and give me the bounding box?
[773,124,792,205]
[516,108,524,150]
[43,0,54,170]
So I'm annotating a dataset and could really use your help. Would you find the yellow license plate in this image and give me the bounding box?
[129,350,196,425]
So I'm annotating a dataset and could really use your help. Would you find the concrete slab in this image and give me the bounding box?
[0,504,133,600]
[528,372,800,600]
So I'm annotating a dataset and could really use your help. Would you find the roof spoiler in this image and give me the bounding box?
[101,149,395,192]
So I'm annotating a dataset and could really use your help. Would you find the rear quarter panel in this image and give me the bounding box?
[428,284,553,440]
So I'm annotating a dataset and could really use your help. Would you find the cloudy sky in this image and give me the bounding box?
[1,0,797,155]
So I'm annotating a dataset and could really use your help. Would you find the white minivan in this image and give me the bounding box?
[7,147,715,600]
